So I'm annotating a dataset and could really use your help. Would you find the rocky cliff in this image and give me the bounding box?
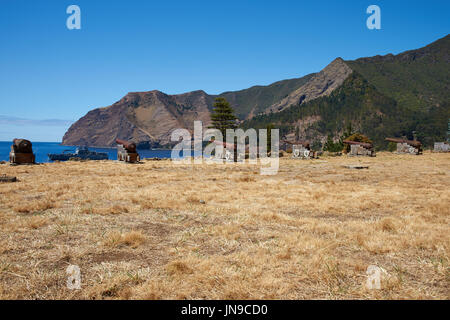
[266,58,353,113]
[63,90,214,147]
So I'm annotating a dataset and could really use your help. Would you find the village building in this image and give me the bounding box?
[343,140,376,157]
[385,138,423,155]
[9,139,35,164]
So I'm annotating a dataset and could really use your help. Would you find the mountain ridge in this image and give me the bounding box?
[63,34,449,148]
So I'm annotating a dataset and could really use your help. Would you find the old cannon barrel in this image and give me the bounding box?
[385,137,422,148]
[282,140,311,149]
[343,140,373,149]
[12,139,33,153]
[116,139,137,153]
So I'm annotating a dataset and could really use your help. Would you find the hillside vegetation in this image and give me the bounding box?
[346,35,449,112]
[243,72,450,149]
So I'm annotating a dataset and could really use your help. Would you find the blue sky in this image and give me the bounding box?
[0,0,449,141]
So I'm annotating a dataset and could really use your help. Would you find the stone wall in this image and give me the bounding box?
[349,144,375,157]
[434,142,450,152]
[397,143,420,155]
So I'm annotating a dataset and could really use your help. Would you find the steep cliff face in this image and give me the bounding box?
[62,100,143,147]
[62,90,214,147]
[123,90,213,146]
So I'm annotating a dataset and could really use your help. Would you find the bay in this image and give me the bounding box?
[0,141,174,163]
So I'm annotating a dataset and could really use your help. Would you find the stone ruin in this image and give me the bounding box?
[386,138,423,155]
[343,140,376,157]
[433,142,450,153]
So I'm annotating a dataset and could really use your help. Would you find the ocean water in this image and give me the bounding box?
[0,141,174,163]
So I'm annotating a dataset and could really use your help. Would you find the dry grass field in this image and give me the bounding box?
[0,152,449,299]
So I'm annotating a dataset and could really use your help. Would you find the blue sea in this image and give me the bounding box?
[0,141,174,163]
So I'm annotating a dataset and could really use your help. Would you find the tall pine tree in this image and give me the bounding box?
[209,97,237,138]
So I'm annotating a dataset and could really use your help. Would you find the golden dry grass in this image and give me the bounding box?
[0,152,448,299]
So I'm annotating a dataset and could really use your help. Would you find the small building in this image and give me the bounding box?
[9,139,35,164]
[116,139,140,163]
[343,140,376,157]
[433,142,450,153]
[385,138,422,155]
[283,140,316,159]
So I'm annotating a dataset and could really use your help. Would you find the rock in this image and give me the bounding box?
[343,165,369,170]
[0,175,17,183]
[266,58,353,113]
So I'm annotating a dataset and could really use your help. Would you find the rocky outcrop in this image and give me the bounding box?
[266,58,353,113]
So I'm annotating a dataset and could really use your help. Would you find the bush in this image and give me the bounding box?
[343,133,373,153]
[387,142,397,152]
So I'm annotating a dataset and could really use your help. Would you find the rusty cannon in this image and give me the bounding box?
[12,139,33,153]
[342,140,376,157]
[116,139,137,153]
[116,139,140,163]
[385,137,422,155]
[10,139,35,164]
[342,140,373,149]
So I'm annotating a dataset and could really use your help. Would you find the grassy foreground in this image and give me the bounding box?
[0,152,448,299]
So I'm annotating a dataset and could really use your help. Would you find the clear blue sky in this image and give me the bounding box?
[0,0,449,141]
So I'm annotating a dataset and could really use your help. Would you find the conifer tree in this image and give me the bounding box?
[209,97,237,138]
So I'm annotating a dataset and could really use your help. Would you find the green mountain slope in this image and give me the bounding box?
[244,72,449,149]
[345,34,449,112]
